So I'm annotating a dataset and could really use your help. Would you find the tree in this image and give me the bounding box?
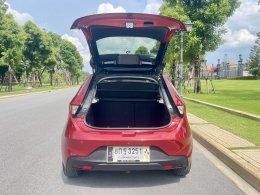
[0,1,25,91]
[60,39,83,85]
[135,46,149,55]
[0,0,7,17]
[23,21,53,86]
[0,0,84,88]
[161,0,240,93]
[150,42,160,55]
[47,32,62,85]
[248,32,260,77]
[0,65,8,85]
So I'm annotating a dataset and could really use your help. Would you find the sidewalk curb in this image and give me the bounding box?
[185,97,260,122]
[0,86,79,100]
[192,128,260,192]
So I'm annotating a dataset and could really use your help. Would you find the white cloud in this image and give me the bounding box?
[223,28,257,48]
[97,3,126,14]
[6,3,33,25]
[62,34,91,72]
[62,34,85,51]
[221,0,259,49]
[206,0,259,64]
[143,0,162,14]
[227,0,259,33]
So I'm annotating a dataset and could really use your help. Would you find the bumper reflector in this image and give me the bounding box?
[163,165,174,169]
[82,166,93,170]
[163,164,183,169]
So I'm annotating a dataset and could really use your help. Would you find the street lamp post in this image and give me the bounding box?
[179,31,184,98]
[179,20,193,98]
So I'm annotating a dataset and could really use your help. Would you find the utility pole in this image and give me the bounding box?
[179,31,184,98]
[179,20,193,98]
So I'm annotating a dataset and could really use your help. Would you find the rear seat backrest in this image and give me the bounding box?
[117,54,140,65]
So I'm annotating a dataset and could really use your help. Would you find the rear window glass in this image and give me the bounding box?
[96,37,160,58]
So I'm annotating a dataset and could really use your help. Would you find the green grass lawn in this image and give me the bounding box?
[185,101,260,146]
[184,80,260,115]
[0,84,80,97]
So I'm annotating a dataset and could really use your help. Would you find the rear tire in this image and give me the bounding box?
[171,163,191,177]
[63,164,81,178]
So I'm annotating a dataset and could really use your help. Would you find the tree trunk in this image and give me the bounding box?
[32,71,35,87]
[38,68,46,87]
[170,59,177,86]
[194,59,201,93]
[10,70,19,85]
[71,75,74,85]
[8,65,12,92]
[50,72,53,86]
[38,71,42,87]
[67,72,71,85]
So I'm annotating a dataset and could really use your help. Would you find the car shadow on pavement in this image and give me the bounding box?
[62,170,182,188]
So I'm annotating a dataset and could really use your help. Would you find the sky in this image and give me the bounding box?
[6,0,260,72]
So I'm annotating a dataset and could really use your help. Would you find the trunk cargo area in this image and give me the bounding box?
[85,77,171,129]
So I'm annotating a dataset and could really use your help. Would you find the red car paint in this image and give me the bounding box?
[71,13,186,41]
[62,76,192,165]
[62,13,192,176]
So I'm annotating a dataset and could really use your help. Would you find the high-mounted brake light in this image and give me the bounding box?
[177,105,184,115]
[71,105,80,115]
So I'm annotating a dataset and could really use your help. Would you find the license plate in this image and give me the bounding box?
[107,146,150,163]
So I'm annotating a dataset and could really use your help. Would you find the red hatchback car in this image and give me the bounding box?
[62,13,192,177]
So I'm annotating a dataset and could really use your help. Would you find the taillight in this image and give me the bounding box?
[71,105,80,115]
[177,105,184,115]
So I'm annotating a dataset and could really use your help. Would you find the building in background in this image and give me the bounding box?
[203,54,250,79]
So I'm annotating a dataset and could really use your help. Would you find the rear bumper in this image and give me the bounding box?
[62,115,193,166]
[67,147,188,171]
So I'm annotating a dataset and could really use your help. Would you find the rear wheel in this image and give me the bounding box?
[63,164,81,178]
[171,163,191,177]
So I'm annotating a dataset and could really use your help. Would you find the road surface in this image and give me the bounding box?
[0,88,251,194]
